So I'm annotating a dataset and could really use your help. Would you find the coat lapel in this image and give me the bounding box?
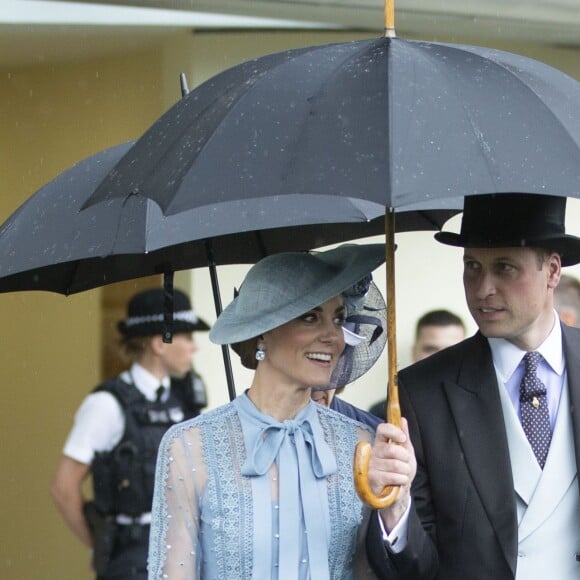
[518,381,576,540]
[442,333,518,576]
[497,381,541,506]
[562,325,580,492]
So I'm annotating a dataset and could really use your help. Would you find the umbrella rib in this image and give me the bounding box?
[149,47,320,210]
[171,40,382,207]
[437,43,580,183]
[275,40,384,189]
[474,51,580,151]
[398,41,502,191]
[183,45,353,191]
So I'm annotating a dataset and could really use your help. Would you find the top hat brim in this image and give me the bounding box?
[435,231,580,267]
[434,193,580,267]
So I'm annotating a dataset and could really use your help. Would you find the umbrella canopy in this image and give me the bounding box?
[86,36,580,216]
[81,27,580,509]
[7,8,580,507]
[0,142,457,295]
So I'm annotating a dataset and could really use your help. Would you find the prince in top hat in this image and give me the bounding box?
[367,193,580,580]
[50,288,209,580]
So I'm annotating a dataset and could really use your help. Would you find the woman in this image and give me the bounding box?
[148,244,415,579]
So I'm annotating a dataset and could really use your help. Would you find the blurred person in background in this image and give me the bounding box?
[50,288,209,580]
[369,309,466,419]
[554,273,580,327]
[312,385,382,429]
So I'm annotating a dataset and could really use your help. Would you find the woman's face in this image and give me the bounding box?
[260,295,346,389]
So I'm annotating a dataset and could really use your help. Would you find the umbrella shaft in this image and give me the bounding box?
[205,240,237,402]
[384,0,396,37]
[386,210,401,426]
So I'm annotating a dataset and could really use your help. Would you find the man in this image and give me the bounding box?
[50,288,209,579]
[554,273,580,327]
[368,309,465,419]
[367,193,580,579]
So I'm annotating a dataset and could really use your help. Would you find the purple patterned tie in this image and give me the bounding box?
[520,352,552,469]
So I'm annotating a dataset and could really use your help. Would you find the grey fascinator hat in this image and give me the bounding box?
[209,243,387,385]
[326,279,387,389]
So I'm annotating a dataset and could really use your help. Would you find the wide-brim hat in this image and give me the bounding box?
[209,243,385,345]
[117,288,209,339]
[435,193,580,266]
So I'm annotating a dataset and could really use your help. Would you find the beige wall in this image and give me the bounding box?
[0,27,579,579]
[0,48,164,579]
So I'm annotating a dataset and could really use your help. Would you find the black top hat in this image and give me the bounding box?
[117,288,210,339]
[435,193,580,266]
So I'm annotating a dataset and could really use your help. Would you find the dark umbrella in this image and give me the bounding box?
[81,7,580,507]
[86,40,580,217]
[0,142,459,295]
[0,140,459,401]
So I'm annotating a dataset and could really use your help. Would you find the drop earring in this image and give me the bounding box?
[255,341,266,361]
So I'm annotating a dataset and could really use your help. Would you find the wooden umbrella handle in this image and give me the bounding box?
[354,442,399,508]
[353,208,401,508]
[353,376,401,508]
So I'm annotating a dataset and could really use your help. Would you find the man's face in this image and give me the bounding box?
[462,246,561,350]
[412,324,465,362]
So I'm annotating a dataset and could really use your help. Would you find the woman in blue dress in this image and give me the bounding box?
[148,244,416,579]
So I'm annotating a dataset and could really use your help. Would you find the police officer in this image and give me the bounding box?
[50,288,209,579]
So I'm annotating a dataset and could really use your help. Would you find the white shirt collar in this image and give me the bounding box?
[488,310,565,383]
[120,363,170,401]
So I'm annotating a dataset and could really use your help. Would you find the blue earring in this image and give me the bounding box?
[255,342,266,361]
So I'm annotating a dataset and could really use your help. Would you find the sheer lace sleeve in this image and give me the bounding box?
[148,420,207,580]
[353,422,380,579]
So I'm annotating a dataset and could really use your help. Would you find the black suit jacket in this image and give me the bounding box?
[367,326,580,580]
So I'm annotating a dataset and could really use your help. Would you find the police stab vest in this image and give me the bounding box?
[91,376,200,517]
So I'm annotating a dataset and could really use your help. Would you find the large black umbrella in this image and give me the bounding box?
[86,39,580,217]
[0,139,458,401]
[0,142,458,295]
[82,8,580,507]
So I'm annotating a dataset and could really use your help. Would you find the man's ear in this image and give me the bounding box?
[547,252,562,289]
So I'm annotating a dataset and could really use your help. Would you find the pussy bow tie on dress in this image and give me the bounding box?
[238,397,337,580]
[241,409,337,478]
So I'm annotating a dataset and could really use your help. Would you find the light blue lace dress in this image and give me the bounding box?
[148,393,376,579]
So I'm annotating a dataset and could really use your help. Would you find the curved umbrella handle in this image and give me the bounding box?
[354,441,400,510]
[353,375,402,509]
[354,442,400,509]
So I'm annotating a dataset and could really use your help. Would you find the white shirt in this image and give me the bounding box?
[62,363,170,465]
